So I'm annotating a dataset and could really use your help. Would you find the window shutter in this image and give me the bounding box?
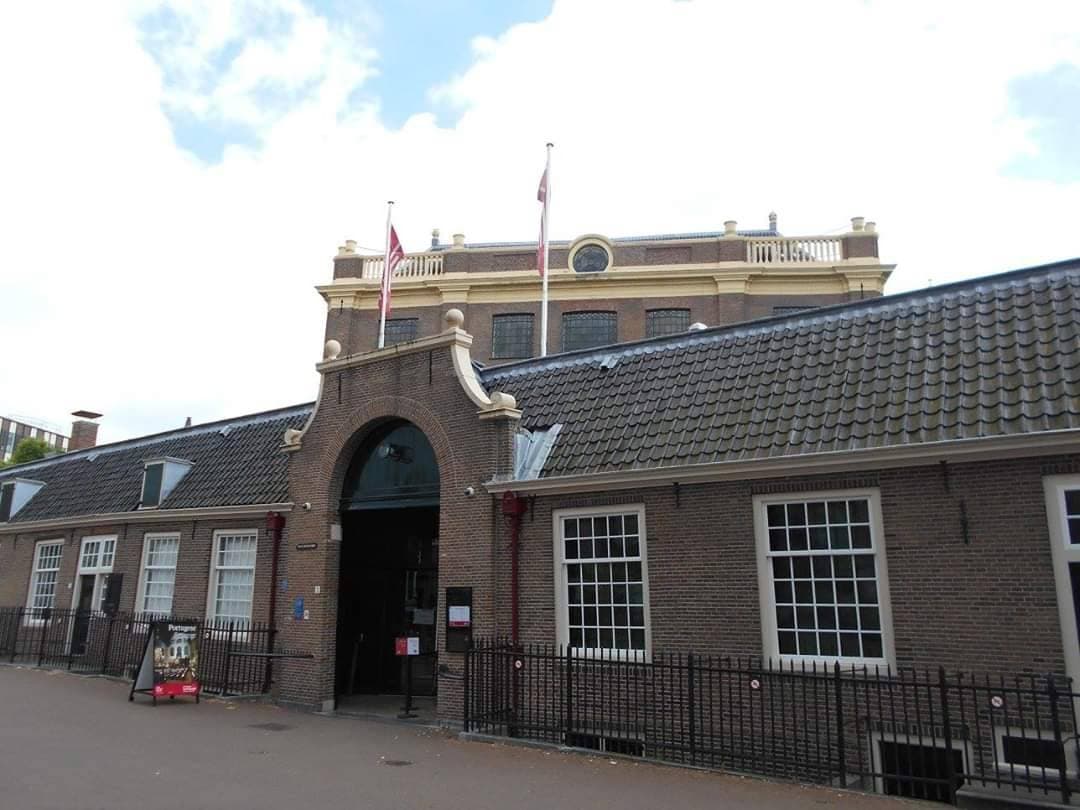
[0,483,13,522]
[141,463,164,508]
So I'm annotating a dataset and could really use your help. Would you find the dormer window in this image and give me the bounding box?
[140,458,193,509]
[0,478,46,523]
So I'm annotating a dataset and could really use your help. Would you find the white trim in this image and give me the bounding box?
[24,538,64,621]
[72,535,116,630]
[0,502,292,535]
[867,728,970,796]
[1043,475,1080,687]
[136,532,180,616]
[205,528,259,626]
[486,430,1080,495]
[552,503,652,661]
[753,488,897,669]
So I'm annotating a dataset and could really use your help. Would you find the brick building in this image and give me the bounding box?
[1,226,1078,800]
[322,215,890,362]
[0,416,70,462]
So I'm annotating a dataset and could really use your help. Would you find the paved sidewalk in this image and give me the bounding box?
[0,666,915,810]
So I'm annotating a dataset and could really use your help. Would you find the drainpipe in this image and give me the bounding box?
[501,492,529,646]
[264,511,286,692]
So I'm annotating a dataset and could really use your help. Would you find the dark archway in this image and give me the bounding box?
[335,420,440,703]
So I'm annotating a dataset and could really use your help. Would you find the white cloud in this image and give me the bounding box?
[0,0,1078,443]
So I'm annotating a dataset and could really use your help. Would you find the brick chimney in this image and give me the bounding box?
[70,410,102,451]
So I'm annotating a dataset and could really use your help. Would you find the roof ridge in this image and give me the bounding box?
[0,401,314,477]
[480,257,1080,381]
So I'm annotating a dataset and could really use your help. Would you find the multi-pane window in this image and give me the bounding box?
[384,318,419,346]
[557,508,649,656]
[759,494,890,663]
[561,311,617,352]
[209,531,258,624]
[79,537,115,571]
[140,533,179,615]
[491,313,535,359]
[1065,490,1080,545]
[28,541,63,612]
[645,309,690,338]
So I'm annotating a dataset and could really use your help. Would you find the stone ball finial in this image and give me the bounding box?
[323,339,342,361]
[444,308,465,330]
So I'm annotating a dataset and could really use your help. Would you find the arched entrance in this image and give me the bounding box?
[335,419,439,704]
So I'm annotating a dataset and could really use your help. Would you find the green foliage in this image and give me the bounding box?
[9,437,54,465]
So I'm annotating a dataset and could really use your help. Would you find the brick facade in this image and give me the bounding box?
[0,517,281,623]
[328,290,863,364]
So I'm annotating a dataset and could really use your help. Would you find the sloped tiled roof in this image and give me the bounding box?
[481,259,1080,479]
[0,404,312,523]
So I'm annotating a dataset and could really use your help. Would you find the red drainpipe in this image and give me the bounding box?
[264,511,286,691]
[501,492,528,646]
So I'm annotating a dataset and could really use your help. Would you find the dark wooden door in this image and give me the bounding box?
[71,574,95,654]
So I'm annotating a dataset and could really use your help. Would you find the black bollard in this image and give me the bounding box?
[398,653,417,719]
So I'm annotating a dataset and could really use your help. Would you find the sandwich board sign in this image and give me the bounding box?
[129,621,201,705]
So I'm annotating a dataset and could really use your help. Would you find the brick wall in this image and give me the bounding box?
[0,516,281,624]
[498,457,1073,682]
[328,291,858,363]
[278,336,516,713]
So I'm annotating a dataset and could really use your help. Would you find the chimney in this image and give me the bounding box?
[431,228,441,249]
[70,410,103,451]
[768,211,778,232]
[184,416,192,428]
[452,233,466,248]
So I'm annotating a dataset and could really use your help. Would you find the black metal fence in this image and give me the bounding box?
[0,607,273,696]
[464,640,1080,805]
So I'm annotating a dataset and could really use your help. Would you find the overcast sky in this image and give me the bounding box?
[1,0,1078,445]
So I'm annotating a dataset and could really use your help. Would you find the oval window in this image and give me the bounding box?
[572,244,610,273]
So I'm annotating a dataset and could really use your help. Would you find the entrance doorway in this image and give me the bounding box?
[335,421,439,705]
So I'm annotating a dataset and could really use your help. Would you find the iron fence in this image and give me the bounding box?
[0,607,273,696]
[464,639,1080,805]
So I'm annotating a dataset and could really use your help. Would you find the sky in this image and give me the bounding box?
[0,0,1078,445]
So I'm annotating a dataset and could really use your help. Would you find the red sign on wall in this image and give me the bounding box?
[395,636,420,656]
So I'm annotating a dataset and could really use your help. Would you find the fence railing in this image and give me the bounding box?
[361,252,444,280]
[747,236,844,264]
[0,607,273,696]
[464,640,1080,806]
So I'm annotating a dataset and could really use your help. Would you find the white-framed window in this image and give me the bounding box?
[754,489,895,667]
[994,726,1074,778]
[554,505,650,658]
[76,535,116,613]
[27,540,64,613]
[207,530,258,625]
[1042,476,1080,688]
[137,532,180,615]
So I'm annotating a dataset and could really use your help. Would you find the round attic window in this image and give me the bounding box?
[572,244,610,273]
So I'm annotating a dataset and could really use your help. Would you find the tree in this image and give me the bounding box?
[7,437,53,466]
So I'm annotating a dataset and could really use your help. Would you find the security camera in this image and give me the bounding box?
[302,502,312,511]
[464,486,476,498]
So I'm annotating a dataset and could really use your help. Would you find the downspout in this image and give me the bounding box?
[265,511,286,692]
[501,492,528,646]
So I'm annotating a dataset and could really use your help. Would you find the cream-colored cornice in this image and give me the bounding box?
[484,431,1080,496]
[0,502,294,535]
[321,262,894,309]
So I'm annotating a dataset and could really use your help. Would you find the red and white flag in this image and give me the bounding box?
[536,167,549,277]
[378,225,405,318]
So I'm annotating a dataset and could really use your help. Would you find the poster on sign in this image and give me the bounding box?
[129,621,201,705]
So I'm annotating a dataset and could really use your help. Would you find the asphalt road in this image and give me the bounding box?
[0,665,914,810]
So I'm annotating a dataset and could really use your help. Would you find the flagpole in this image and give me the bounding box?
[540,143,552,357]
[378,200,394,349]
